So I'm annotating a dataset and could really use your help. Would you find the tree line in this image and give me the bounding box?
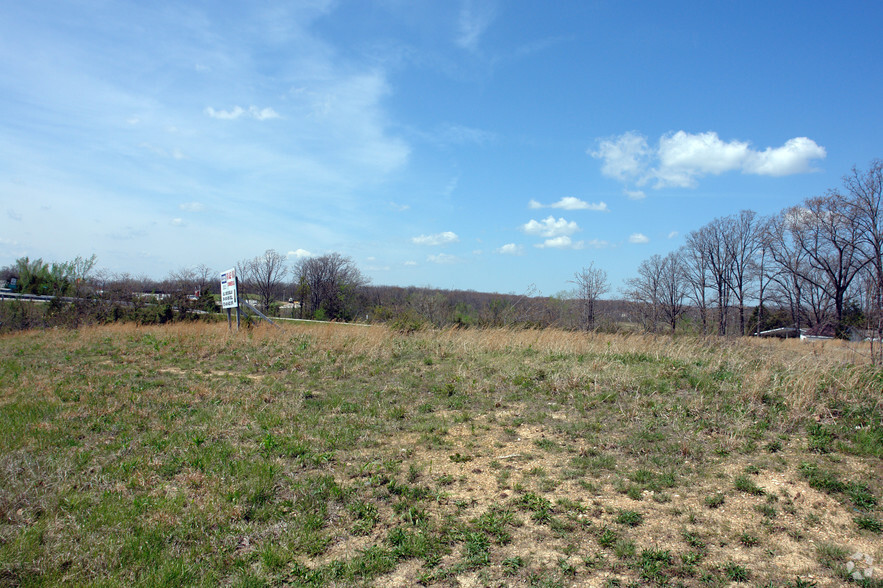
[620,160,881,354]
[2,160,880,359]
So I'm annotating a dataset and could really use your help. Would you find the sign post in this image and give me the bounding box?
[220,269,239,330]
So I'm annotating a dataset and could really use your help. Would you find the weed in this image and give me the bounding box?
[502,556,524,575]
[682,531,706,551]
[461,532,491,568]
[614,539,636,559]
[704,493,725,509]
[615,510,643,526]
[738,532,759,547]
[854,515,882,533]
[734,475,765,496]
[807,423,836,454]
[597,527,618,548]
[639,548,673,584]
[723,562,749,581]
[815,542,848,568]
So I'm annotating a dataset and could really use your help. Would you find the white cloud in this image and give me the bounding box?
[204,105,280,121]
[530,197,609,211]
[170,218,185,227]
[743,137,828,176]
[535,236,584,250]
[591,131,826,189]
[521,216,579,238]
[428,253,458,264]
[496,243,524,255]
[412,231,459,246]
[629,233,649,244]
[179,202,205,212]
[249,106,280,120]
[667,231,679,239]
[624,189,646,200]
[403,260,417,266]
[389,201,410,212]
[590,131,651,182]
[204,106,244,120]
[287,248,312,258]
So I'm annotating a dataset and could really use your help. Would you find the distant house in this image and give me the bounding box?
[757,327,801,339]
[756,326,835,341]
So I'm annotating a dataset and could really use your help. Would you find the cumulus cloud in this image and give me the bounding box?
[629,233,649,244]
[496,243,524,255]
[204,105,281,120]
[170,218,185,227]
[521,216,579,238]
[535,236,583,250]
[287,249,312,258]
[591,131,826,189]
[529,197,608,211]
[591,131,651,182]
[412,231,459,246]
[624,189,646,200]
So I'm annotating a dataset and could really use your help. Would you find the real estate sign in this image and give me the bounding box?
[220,269,238,309]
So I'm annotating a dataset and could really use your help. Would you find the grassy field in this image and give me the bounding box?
[1,323,881,587]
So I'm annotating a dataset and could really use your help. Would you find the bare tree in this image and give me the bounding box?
[658,251,689,333]
[687,220,733,335]
[681,243,711,334]
[838,160,882,360]
[724,210,763,335]
[787,196,869,335]
[570,263,609,331]
[238,249,287,313]
[293,253,367,320]
[624,254,664,332]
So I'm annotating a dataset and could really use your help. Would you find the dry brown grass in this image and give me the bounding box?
[1,322,880,586]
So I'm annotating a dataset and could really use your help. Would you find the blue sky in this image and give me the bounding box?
[2,1,881,297]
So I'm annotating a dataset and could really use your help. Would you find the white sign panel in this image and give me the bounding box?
[220,269,238,309]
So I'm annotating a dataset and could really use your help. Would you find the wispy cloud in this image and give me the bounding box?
[179,202,205,212]
[438,123,496,145]
[591,131,826,189]
[412,231,460,246]
[667,231,679,239]
[456,0,496,51]
[428,253,459,264]
[529,197,608,211]
[204,105,281,121]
